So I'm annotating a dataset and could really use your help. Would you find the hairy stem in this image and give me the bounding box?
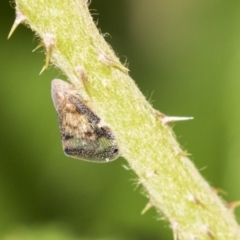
[12,0,240,239]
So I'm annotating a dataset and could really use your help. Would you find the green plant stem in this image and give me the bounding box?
[13,0,240,239]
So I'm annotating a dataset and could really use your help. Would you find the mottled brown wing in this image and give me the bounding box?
[51,79,119,162]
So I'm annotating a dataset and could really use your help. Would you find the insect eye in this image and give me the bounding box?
[66,103,76,112]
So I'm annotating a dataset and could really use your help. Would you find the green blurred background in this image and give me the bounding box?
[1,1,240,239]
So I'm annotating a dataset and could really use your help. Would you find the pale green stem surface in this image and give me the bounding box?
[12,0,240,239]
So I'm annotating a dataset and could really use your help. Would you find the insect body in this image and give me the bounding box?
[51,79,119,162]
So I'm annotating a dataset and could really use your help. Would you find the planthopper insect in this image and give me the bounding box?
[51,79,120,163]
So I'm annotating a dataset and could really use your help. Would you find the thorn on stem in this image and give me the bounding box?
[75,65,88,82]
[212,188,227,196]
[141,201,153,215]
[8,8,26,39]
[187,193,204,207]
[158,113,194,125]
[98,50,129,73]
[32,42,44,52]
[39,33,55,74]
[174,147,190,157]
[227,201,240,211]
[202,225,214,239]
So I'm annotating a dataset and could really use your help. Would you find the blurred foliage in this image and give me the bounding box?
[2,224,120,240]
[1,0,240,239]
[3,225,83,240]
